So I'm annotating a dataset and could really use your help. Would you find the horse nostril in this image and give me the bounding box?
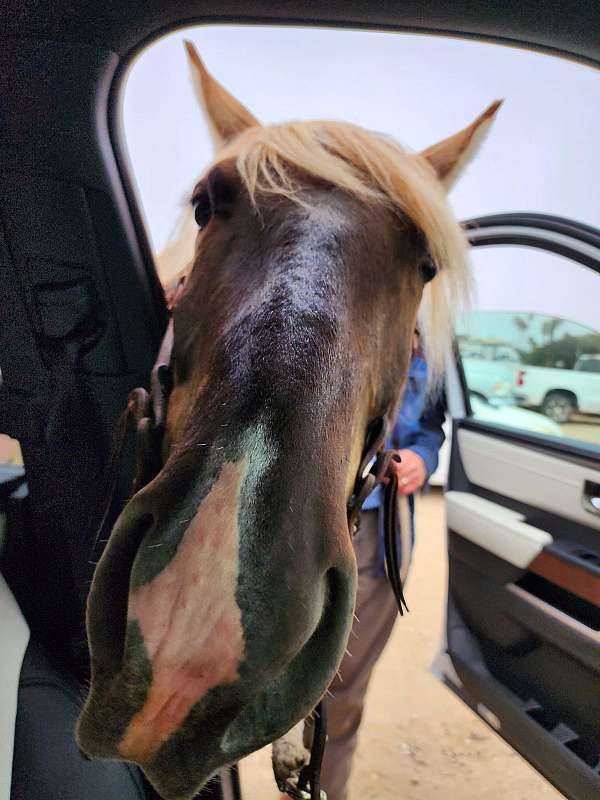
[85,507,159,674]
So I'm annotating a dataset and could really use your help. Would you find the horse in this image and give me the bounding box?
[76,41,500,800]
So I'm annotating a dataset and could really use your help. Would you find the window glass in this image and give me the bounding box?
[577,357,600,374]
[122,25,599,271]
[459,246,600,451]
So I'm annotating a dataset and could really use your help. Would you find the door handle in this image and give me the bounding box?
[582,480,600,515]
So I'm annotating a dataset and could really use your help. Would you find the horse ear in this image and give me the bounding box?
[420,100,503,190]
[184,41,261,149]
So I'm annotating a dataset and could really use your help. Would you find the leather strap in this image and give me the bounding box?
[383,467,409,614]
[289,701,327,800]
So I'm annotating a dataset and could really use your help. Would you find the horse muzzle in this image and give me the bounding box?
[77,448,356,800]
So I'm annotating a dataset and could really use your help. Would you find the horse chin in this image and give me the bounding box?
[141,681,325,800]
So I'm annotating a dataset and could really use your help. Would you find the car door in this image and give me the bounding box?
[573,359,600,415]
[437,213,600,800]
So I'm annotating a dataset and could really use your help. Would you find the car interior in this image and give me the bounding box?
[1,3,599,800]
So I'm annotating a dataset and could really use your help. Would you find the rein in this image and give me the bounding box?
[347,417,409,615]
[89,297,408,800]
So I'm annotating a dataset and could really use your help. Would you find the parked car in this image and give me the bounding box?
[516,353,600,422]
[461,358,521,406]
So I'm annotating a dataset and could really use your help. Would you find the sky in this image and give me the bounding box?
[121,25,600,333]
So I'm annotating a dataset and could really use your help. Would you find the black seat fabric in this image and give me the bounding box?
[11,639,146,800]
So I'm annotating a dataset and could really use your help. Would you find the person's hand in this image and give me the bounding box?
[390,449,427,495]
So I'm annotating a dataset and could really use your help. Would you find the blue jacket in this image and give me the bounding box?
[361,355,446,573]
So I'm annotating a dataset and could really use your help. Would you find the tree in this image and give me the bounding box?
[521,332,600,369]
[541,317,563,347]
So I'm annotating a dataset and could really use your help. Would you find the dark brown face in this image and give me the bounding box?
[77,160,431,800]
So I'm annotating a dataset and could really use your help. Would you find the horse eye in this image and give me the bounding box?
[193,190,212,229]
[421,255,438,284]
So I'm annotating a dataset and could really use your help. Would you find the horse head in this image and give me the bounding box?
[77,42,500,799]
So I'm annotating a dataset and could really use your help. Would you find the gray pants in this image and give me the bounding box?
[320,510,399,800]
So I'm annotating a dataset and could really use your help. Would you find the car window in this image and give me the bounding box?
[576,356,600,373]
[122,25,599,269]
[458,245,600,452]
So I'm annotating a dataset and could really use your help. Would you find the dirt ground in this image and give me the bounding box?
[239,491,561,800]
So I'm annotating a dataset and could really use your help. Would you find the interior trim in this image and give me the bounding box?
[507,583,600,643]
[529,551,600,608]
[457,429,600,532]
[0,573,30,800]
[446,491,552,568]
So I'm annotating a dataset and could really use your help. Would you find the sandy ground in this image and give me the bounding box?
[238,491,561,800]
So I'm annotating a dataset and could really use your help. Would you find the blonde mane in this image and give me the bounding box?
[157,119,472,389]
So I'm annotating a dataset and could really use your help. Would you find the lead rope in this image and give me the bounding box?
[284,419,408,799]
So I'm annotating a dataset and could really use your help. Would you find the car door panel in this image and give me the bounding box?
[446,525,600,798]
[446,594,600,800]
[457,428,600,533]
[440,216,600,800]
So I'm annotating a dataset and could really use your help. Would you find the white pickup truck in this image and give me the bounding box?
[516,354,600,422]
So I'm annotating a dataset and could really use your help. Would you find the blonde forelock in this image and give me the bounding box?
[161,119,472,390]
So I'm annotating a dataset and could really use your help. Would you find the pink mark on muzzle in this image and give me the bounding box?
[118,459,247,763]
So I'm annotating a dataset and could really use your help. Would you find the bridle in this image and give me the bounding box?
[89,286,409,800]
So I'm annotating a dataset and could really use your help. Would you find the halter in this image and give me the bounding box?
[89,290,408,800]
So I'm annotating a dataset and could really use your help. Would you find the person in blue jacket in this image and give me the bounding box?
[320,333,446,800]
